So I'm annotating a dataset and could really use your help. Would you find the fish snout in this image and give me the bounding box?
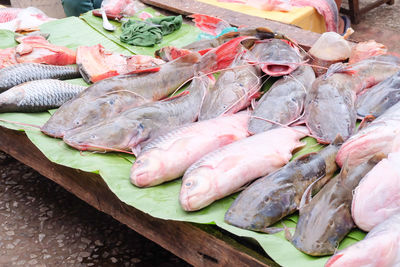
[130,155,164,187]
[180,171,213,211]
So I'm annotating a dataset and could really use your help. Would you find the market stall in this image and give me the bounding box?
[1,1,399,266]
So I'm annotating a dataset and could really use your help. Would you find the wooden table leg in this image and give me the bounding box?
[348,0,361,24]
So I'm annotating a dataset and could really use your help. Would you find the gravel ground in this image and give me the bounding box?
[0,150,191,266]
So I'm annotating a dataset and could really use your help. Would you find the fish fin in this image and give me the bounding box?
[162,91,190,101]
[251,98,257,110]
[358,115,375,131]
[260,227,284,234]
[131,146,141,157]
[290,119,305,126]
[282,221,293,241]
[331,134,344,146]
[323,63,357,80]
[198,48,212,55]
[189,13,230,36]
[298,174,325,210]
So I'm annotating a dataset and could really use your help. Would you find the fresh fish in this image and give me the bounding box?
[348,40,387,64]
[0,79,86,113]
[0,63,81,93]
[0,7,54,32]
[76,44,164,83]
[352,151,400,231]
[250,39,302,76]
[131,112,250,187]
[42,37,246,138]
[63,76,211,153]
[304,67,357,144]
[356,70,400,118]
[198,54,261,121]
[291,154,384,256]
[248,65,315,134]
[305,55,400,144]
[336,101,400,168]
[225,136,341,232]
[180,126,308,211]
[0,47,17,69]
[325,212,400,267]
[14,34,76,65]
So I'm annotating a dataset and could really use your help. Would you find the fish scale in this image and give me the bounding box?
[0,63,81,92]
[0,79,86,112]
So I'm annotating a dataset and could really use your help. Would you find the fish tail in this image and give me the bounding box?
[189,13,229,36]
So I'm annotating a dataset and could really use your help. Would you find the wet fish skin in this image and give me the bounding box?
[0,63,81,92]
[352,151,400,231]
[42,52,203,138]
[63,76,211,153]
[291,153,384,256]
[356,70,400,118]
[130,112,250,187]
[250,39,302,76]
[336,101,400,168]
[325,212,400,267]
[199,55,261,121]
[225,136,340,231]
[249,65,315,134]
[0,79,86,113]
[180,126,308,211]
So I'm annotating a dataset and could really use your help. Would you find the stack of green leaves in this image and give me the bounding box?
[120,15,182,46]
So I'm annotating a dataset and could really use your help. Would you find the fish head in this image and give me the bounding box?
[251,39,302,76]
[130,150,165,187]
[180,167,215,211]
[63,118,146,152]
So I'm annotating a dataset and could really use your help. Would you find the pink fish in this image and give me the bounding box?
[130,112,250,187]
[336,102,400,168]
[180,126,308,211]
[352,151,400,231]
[326,212,400,267]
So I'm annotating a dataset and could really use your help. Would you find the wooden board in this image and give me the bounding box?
[0,126,279,267]
[141,0,321,49]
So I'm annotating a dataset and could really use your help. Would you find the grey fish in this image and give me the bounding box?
[250,39,302,77]
[42,52,210,139]
[305,55,400,144]
[0,63,81,92]
[224,135,341,232]
[356,70,400,118]
[198,55,261,121]
[248,65,315,134]
[291,153,385,256]
[63,76,211,154]
[0,79,86,113]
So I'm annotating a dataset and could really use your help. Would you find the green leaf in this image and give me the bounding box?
[80,8,201,56]
[0,30,17,49]
[0,15,365,267]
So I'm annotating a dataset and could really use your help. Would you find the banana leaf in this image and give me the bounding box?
[0,30,17,49]
[0,16,365,267]
[80,8,201,56]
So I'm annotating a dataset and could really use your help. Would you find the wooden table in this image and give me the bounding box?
[0,126,279,267]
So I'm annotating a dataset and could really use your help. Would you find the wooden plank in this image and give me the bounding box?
[141,0,321,49]
[0,126,277,267]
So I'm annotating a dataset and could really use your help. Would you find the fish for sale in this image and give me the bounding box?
[15,35,76,66]
[248,65,315,134]
[180,126,308,211]
[291,153,384,256]
[250,39,302,76]
[352,152,400,232]
[336,101,400,168]
[130,112,250,187]
[356,70,400,118]
[325,212,400,267]
[0,63,81,93]
[0,47,17,69]
[0,79,86,113]
[304,66,356,144]
[348,40,387,64]
[0,7,54,32]
[198,54,261,121]
[305,55,400,144]
[76,44,164,83]
[63,75,211,154]
[42,37,248,138]
[225,136,341,232]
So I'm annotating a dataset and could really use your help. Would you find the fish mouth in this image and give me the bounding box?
[262,64,295,76]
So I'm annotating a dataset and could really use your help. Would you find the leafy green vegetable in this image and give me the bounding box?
[0,13,366,267]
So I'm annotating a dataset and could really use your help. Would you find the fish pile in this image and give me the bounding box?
[3,11,400,266]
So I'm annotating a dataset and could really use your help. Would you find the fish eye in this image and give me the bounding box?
[185,180,194,187]
[90,134,97,140]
